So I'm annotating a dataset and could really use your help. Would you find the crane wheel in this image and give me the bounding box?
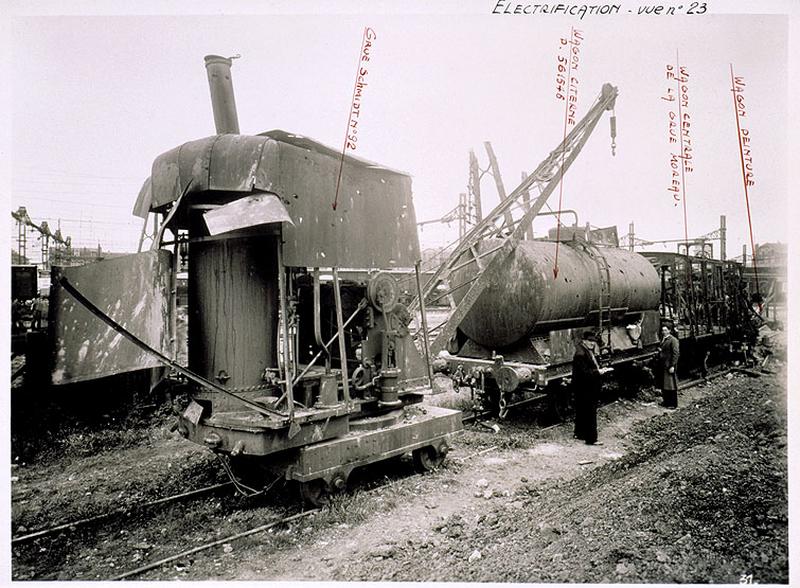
[412,444,446,472]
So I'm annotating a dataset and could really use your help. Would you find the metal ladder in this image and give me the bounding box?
[584,240,613,347]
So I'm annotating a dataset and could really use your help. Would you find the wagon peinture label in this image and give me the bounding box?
[730,65,760,302]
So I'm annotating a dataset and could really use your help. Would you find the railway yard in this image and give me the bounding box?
[10,354,788,583]
[8,21,792,585]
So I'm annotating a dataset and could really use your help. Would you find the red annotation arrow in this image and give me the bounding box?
[333,27,376,210]
[730,64,761,305]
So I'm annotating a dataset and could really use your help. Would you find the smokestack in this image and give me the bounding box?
[204,54,240,134]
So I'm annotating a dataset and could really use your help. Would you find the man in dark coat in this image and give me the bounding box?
[658,325,680,408]
[572,330,603,445]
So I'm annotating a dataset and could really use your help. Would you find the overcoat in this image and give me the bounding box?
[572,340,601,443]
[572,341,601,388]
[658,334,680,391]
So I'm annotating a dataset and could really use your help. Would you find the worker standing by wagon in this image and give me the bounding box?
[572,331,603,445]
[658,324,680,409]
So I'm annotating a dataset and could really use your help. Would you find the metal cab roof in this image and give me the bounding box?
[135,130,420,269]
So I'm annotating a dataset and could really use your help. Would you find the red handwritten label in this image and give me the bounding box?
[662,53,692,245]
[730,65,760,300]
[333,27,376,210]
[662,62,693,207]
[555,29,582,125]
[661,58,694,249]
[731,73,755,188]
[552,28,583,279]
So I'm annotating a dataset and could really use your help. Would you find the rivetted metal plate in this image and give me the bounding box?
[269,137,420,268]
[208,134,267,192]
[452,239,661,348]
[143,130,421,269]
[49,250,173,385]
[290,405,462,481]
[203,193,293,236]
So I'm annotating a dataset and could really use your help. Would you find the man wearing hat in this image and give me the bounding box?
[572,330,603,445]
[658,324,680,408]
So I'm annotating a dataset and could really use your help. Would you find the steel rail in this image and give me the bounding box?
[110,446,475,580]
[111,509,318,581]
[12,482,233,545]
[678,366,733,390]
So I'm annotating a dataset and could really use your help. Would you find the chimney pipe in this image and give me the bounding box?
[204,54,240,135]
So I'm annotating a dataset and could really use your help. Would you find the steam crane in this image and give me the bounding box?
[410,83,620,354]
[45,55,461,504]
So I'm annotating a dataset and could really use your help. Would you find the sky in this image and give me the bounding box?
[3,1,794,264]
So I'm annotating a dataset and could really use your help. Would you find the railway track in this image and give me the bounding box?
[11,482,234,545]
[111,509,319,580]
[11,478,291,582]
[110,464,438,580]
[111,368,734,581]
[12,365,738,581]
[11,453,438,581]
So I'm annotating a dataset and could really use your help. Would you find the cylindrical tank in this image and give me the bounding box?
[204,54,240,134]
[451,239,660,348]
[188,210,279,401]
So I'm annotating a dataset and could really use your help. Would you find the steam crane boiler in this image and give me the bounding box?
[48,55,461,504]
[414,84,663,417]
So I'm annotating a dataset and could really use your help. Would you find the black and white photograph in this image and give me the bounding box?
[4,0,795,583]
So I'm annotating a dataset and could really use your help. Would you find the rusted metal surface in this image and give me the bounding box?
[145,130,420,268]
[184,410,351,457]
[287,405,462,482]
[49,250,172,385]
[204,54,240,135]
[132,177,152,219]
[208,134,268,192]
[203,193,293,236]
[188,231,279,403]
[452,239,660,348]
[589,225,620,247]
[546,224,620,247]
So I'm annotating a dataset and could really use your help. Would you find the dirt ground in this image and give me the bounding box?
[10,366,788,583]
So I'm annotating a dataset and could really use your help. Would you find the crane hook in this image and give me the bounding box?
[609,112,617,156]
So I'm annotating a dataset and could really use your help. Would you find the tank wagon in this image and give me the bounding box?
[46,55,461,504]
[413,83,757,418]
[435,230,757,417]
[443,236,662,385]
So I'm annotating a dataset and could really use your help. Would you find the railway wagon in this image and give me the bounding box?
[12,265,38,302]
[641,250,759,366]
[435,234,758,417]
